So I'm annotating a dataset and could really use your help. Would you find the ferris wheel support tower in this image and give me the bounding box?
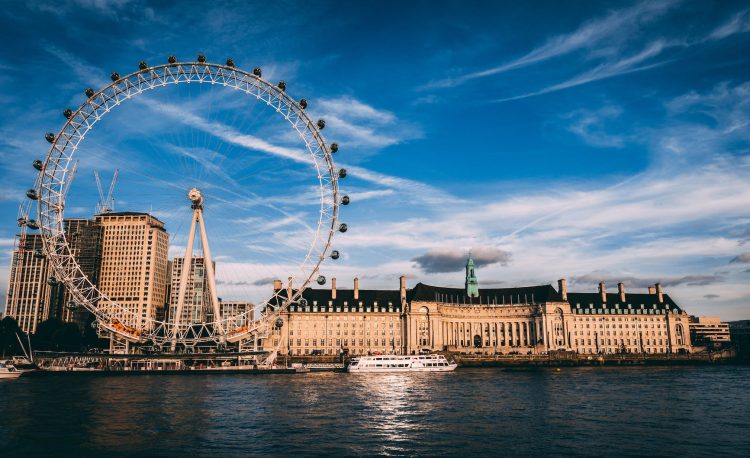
[172,188,224,349]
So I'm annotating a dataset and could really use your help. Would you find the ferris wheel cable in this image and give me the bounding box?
[139,88,259,197]
[210,89,269,171]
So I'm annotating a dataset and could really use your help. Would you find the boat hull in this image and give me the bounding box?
[348,365,457,373]
[347,354,458,373]
[0,372,23,379]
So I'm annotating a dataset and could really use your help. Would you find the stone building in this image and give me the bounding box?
[271,255,700,356]
[269,277,405,356]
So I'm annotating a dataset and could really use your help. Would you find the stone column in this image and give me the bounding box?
[525,322,530,347]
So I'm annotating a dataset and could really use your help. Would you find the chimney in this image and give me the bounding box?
[558,278,568,301]
[599,282,606,302]
[618,282,626,303]
[287,276,293,301]
[400,275,406,302]
[331,277,337,300]
[354,277,359,300]
[648,286,656,295]
[656,283,663,303]
[273,279,282,290]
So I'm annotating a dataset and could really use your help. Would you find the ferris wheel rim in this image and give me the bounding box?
[34,59,342,346]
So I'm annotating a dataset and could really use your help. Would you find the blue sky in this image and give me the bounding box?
[1,0,749,320]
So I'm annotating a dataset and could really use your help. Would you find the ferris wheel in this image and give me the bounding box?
[20,55,349,349]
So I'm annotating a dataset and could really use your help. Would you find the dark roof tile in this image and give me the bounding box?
[408,282,562,304]
[566,292,681,313]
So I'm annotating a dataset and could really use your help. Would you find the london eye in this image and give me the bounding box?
[17,55,349,351]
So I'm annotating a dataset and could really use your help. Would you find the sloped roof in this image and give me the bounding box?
[566,292,681,313]
[409,282,562,304]
[271,287,402,312]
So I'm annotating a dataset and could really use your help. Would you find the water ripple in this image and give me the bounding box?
[1,366,749,456]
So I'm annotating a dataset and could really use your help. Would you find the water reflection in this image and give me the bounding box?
[1,367,749,456]
[349,373,446,453]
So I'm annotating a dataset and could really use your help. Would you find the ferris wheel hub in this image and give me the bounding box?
[188,187,203,203]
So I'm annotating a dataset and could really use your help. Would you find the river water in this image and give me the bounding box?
[1,366,749,456]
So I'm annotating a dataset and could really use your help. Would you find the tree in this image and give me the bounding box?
[33,317,65,350]
[0,316,22,357]
[52,322,82,351]
[82,315,108,350]
[34,318,84,351]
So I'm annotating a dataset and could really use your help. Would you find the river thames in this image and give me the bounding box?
[1,366,749,456]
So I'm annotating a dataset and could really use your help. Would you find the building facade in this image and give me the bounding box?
[219,300,254,328]
[271,256,707,356]
[96,212,169,331]
[167,257,212,325]
[270,277,404,356]
[4,234,56,333]
[59,219,102,329]
[407,280,692,355]
[689,316,731,348]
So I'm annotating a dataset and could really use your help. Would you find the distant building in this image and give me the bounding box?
[58,219,102,330]
[270,255,696,356]
[220,300,254,328]
[4,234,57,333]
[689,316,731,348]
[728,320,750,359]
[167,257,212,325]
[5,221,101,333]
[95,212,169,331]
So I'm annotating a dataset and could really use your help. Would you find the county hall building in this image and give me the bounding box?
[270,255,697,356]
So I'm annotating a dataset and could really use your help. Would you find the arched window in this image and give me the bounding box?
[418,307,431,347]
[552,308,565,348]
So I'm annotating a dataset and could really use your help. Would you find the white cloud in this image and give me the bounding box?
[317,97,396,124]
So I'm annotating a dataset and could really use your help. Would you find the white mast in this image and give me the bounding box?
[171,188,223,350]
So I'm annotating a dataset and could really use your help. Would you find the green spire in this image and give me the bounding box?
[465,252,479,297]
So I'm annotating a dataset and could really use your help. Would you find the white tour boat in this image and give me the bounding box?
[347,354,457,373]
[0,361,23,380]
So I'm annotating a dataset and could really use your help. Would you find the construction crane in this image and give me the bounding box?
[64,160,78,198]
[94,169,118,215]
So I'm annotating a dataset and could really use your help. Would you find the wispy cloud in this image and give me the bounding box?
[423,0,678,89]
[730,253,750,263]
[709,9,750,40]
[316,96,421,150]
[571,272,724,289]
[493,40,675,103]
[565,105,626,148]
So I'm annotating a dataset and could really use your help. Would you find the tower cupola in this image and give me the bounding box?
[465,253,479,298]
